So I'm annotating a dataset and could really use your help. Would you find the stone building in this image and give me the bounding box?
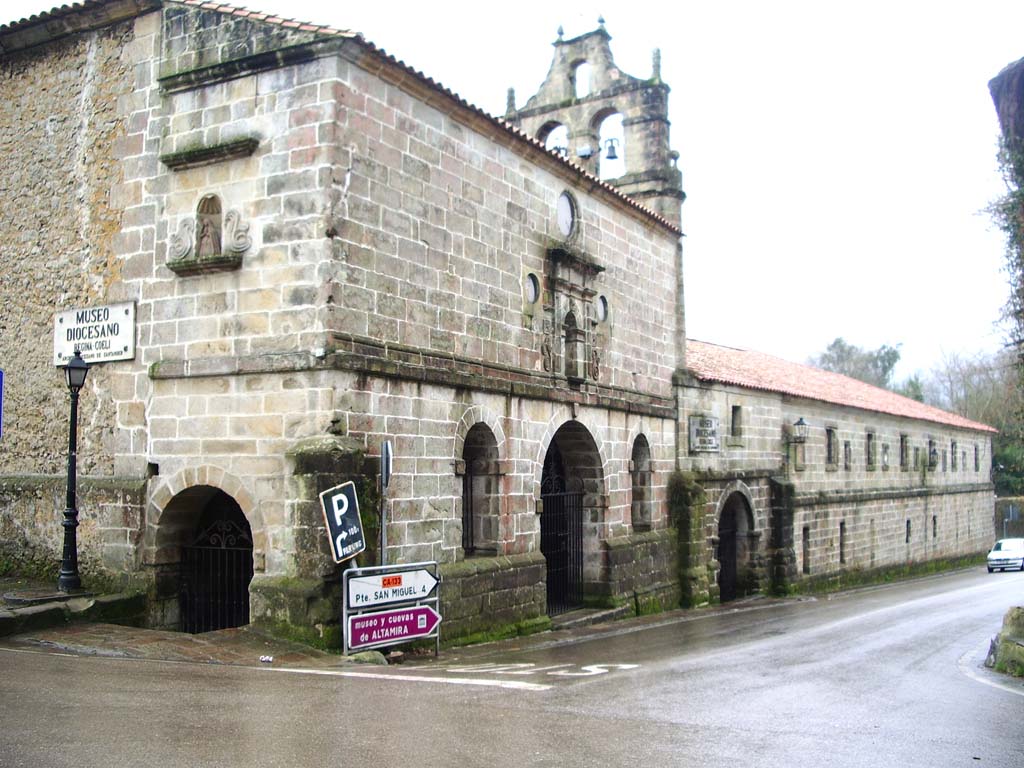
[0,0,995,645]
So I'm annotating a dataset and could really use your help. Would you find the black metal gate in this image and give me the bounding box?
[180,515,253,634]
[717,520,738,603]
[541,449,584,616]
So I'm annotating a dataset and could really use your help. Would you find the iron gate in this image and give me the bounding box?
[541,473,584,615]
[180,517,253,633]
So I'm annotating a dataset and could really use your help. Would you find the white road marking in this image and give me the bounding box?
[958,639,1024,698]
[261,666,552,691]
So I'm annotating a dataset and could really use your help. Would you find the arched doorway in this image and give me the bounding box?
[180,490,253,633]
[540,421,604,615]
[717,492,754,603]
[152,485,254,633]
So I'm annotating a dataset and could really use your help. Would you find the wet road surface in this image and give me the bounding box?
[1,568,1021,767]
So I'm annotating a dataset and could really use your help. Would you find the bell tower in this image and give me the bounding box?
[505,20,685,226]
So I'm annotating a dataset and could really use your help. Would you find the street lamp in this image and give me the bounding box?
[58,349,89,592]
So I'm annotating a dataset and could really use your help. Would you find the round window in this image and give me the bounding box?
[596,295,609,322]
[556,191,577,238]
[525,273,540,304]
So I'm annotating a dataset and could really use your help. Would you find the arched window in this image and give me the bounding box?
[631,435,652,530]
[462,424,501,556]
[563,311,584,381]
[196,195,223,256]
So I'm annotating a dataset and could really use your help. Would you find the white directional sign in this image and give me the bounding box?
[347,568,439,609]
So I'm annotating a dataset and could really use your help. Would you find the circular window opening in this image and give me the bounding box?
[525,273,540,304]
[556,191,577,238]
[596,295,609,322]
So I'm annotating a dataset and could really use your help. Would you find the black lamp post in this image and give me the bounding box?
[58,349,89,592]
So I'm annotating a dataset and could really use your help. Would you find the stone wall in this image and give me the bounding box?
[678,380,994,597]
[602,528,680,611]
[439,553,547,640]
[0,16,144,478]
[1,3,683,637]
[0,475,145,582]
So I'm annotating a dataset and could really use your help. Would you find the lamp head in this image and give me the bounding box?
[64,349,89,392]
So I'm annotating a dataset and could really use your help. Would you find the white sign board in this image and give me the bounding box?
[53,302,136,365]
[348,568,439,609]
[688,415,720,453]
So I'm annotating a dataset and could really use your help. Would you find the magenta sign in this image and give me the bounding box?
[347,605,442,651]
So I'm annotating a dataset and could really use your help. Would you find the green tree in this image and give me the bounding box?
[896,374,925,403]
[923,349,1024,495]
[810,338,902,390]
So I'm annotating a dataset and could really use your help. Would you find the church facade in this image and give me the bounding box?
[0,1,994,645]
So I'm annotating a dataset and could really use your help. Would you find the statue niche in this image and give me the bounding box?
[168,194,252,276]
[197,195,222,257]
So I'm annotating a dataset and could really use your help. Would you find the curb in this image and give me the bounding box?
[0,592,147,638]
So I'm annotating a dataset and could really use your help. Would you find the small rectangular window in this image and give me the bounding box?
[942,449,947,472]
[913,446,920,470]
[839,520,847,564]
[866,432,876,470]
[951,441,958,471]
[928,439,937,470]
[844,441,852,470]
[826,428,838,467]
[906,519,912,544]
[803,526,811,574]
[899,435,909,470]
[975,444,980,472]
[730,405,742,438]
[932,515,937,539]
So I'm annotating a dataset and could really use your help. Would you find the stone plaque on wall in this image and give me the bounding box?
[53,302,136,366]
[688,415,720,453]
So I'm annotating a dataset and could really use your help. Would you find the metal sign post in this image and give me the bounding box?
[380,440,393,566]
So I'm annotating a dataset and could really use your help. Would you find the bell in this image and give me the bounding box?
[605,139,619,161]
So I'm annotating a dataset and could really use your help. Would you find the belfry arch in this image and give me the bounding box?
[504,22,684,225]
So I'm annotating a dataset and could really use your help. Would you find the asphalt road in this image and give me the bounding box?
[1,568,1022,768]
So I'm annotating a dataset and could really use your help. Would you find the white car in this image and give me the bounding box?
[987,538,1024,572]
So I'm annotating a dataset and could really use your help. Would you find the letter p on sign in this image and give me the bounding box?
[332,491,348,527]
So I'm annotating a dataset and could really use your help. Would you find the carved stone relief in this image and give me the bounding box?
[167,200,252,277]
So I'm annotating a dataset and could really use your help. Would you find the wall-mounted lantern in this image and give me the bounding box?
[791,417,809,444]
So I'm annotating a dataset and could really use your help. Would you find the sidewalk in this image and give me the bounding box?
[3,622,350,668]
[0,575,367,669]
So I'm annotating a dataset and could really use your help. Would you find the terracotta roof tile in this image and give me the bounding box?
[686,339,996,433]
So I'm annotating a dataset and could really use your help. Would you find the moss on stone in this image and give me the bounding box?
[443,616,551,648]
[255,617,344,652]
[787,553,986,595]
[669,470,710,607]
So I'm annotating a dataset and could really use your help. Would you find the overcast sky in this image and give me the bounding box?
[6,0,1024,379]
